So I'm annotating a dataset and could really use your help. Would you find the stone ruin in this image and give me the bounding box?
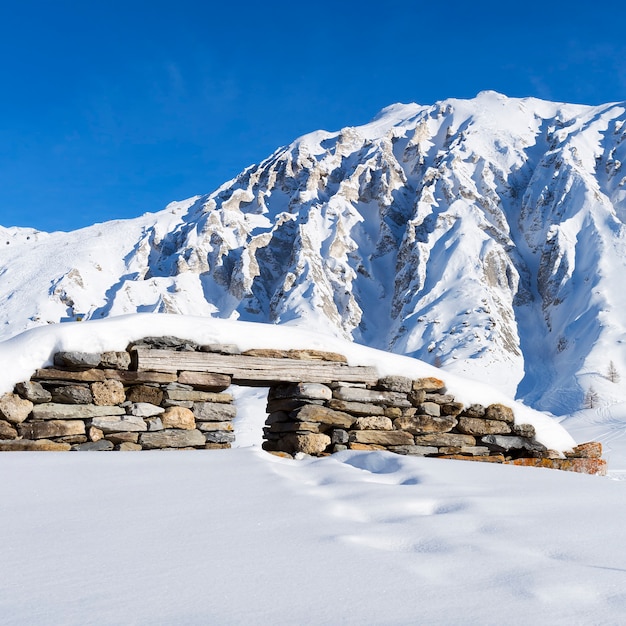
[0,337,606,475]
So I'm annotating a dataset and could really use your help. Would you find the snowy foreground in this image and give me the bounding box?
[2,315,626,624]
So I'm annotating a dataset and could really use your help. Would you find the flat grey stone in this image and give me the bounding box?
[32,404,125,420]
[72,440,114,451]
[14,381,52,404]
[375,376,413,393]
[51,385,93,405]
[91,415,147,433]
[269,383,332,401]
[204,431,236,444]
[332,387,411,408]
[54,351,102,368]
[389,445,439,456]
[139,429,206,449]
[193,402,237,422]
[129,403,165,417]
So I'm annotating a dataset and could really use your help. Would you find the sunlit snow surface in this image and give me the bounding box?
[2,315,626,624]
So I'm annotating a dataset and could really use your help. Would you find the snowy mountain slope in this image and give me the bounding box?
[1,92,625,415]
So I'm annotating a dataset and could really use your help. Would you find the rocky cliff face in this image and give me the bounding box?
[1,92,625,413]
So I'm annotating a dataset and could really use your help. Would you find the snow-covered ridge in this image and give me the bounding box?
[1,92,625,416]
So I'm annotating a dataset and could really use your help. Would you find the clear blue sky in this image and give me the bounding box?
[1,0,624,232]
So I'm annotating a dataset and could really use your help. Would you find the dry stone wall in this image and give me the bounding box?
[262,377,606,475]
[0,338,235,451]
[0,337,606,474]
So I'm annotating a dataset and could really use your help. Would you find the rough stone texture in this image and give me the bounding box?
[331,429,349,444]
[393,414,458,434]
[193,402,237,422]
[145,417,164,431]
[269,383,332,401]
[161,406,196,430]
[199,343,241,355]
[106,432,140,444]
[419,402,441,417]
[327,399,385,417]
[14,381,52,403]
[162,400,194,409]
[291,405,355,428]
[72,440,114,451]
[413,433,477,447]
[512,423,536,438]
[347,442,386,451]
[126,385,164,405]
[412,377,446,392]
[389,445,439,456]
[51,385,93,405]
[32,404,125,420]
[100,351,131,370]
[481,434,546,455]
[375,376,413,393]
[280,433,331,454]
[91,380,126,406]
[101,370,177,384]
[384,407,403,419]
[407,389,426,407]
[89,426,104,442]
[268,421,322,434]
[463,404,486,418]
[353,416,393,430]
[350,430,414,446]
[33,368,106,382]
[332,387,411,407]
[506,457,607,475]
[54,351,101,369]
[440,454,506,464]
[165,389,233,403]
[197,421,234,432]
[177,371,231,391]
[484,403,515,424]
[0,420,18,439]
[204,431,236,444]
[130,336,199,351]
[91,415,147,433]
[440,402,464,417]
[119,442,143,451]
[56,435,88,445]
[139,429,207,449]
[424,393,456,404]
[0,439,71,451]
[566,442,603,459]
[18,420,85,440]
[457,417,512,436]
[129,403,165,417]
[0,393,34,424]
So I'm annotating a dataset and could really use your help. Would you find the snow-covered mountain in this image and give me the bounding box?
[1,91,625,415]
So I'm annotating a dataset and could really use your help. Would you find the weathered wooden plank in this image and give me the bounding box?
[131,349,379,384]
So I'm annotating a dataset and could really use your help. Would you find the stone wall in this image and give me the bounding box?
[0,339,235,451]
[262,378,606,475]
[0,337,606,474]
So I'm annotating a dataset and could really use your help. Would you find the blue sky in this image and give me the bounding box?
[1,0,624,232]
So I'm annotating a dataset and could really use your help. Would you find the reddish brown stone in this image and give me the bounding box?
[505,457,607,475]
[565,442,602,459]
[412,377,446,392]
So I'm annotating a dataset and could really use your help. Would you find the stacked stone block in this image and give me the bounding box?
[262,375,606,475]
[0,344,235,451]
